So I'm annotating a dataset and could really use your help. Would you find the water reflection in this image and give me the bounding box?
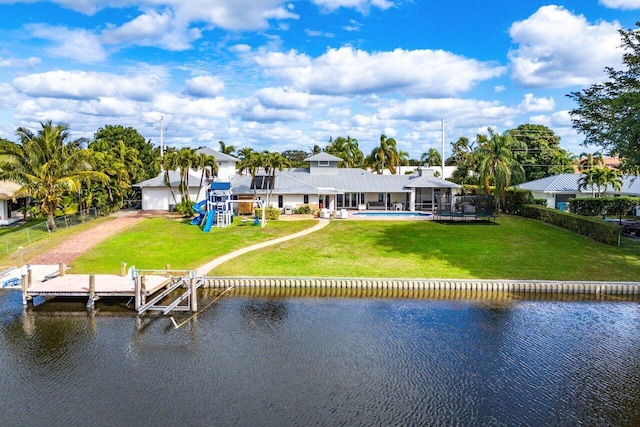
[1,289,640,426]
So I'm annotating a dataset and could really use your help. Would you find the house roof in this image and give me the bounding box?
[134,170,205,188]
[196,147,239,163]
[515,173,640,195]
[304,152,343,162]
[0,181,22,200]
[230,167,459,195]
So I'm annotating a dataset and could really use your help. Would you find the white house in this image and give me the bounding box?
[0,181,24,225]
[515,173,640,210]
[134,148,239,211]
[230,153,460,212]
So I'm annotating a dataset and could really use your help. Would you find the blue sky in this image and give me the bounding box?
[0,0,638,159]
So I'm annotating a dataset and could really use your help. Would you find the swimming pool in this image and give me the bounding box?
[351,211,432,218]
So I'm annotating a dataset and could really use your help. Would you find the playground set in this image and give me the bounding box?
[190,182,265,232]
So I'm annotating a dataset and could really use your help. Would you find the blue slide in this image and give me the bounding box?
[191,200,207,225]
[202,210,216,232]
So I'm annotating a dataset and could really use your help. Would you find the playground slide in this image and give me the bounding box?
[190,200,207,226]
[202,209,216,232]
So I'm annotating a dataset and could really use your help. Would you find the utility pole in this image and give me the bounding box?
[159,116,165,158]
[441,119,445,178]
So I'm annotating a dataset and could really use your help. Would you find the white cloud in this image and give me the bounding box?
[256,87,311,109]
[518,93,555,112]
[26,24,107,63]
[12,70,162,101]
[599,0,640,9]
[184,76,225,97]
[305,29,335,38]
[508,5,623,88]
[377,98,519,127]
[311,0,393,13]
[255,47,505,97]
[0,56,41,68]
[101,9,202,51]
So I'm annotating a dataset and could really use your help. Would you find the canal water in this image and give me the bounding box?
[1,289,639,426]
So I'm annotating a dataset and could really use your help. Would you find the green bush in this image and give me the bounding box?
[255,207,280,220]
[519,204,623,245]
[533,199,546,206]
[569,197,639,218]
[293,204,316,215]
[175,200,194,217]
[502,188,534,215]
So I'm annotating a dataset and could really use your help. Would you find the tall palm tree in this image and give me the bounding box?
[156,148,179,204]
[263,151,291,206]
[578,151,604,171]
[237,148,263,199]
[420,148,442,167]
[326,136,365,168]
[476,129,525,211]
[218,140,236,156]
[367,134,400,174]
[195,152,218,195]
[0,121,108,230]
[176,148,198,203]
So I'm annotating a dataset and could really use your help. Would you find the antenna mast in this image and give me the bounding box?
[159,116,165,158]
[441,119,445,178]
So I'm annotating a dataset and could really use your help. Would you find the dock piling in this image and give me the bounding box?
[59,263,65,277]
[87,275,96,309]
[120,262,127,277]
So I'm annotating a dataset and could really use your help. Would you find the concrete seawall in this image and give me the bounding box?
[202,277,640,297]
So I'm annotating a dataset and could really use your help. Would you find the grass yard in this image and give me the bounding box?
[71,217,317,274]
[210,216,640,281]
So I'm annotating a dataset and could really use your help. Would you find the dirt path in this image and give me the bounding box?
[30,210,160,265]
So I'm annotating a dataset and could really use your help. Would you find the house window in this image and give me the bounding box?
[337,194,343,207]
[318,161,329,166]
[278,195,283,208]
[304,195,309,204]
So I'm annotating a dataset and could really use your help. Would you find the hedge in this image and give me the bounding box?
[569,197,639,217]
[503,188,534,215]
[254,207,280,220]
[519,204,623,245]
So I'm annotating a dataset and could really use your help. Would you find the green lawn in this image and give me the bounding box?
[210,216,640,281]
[71,218,317,274]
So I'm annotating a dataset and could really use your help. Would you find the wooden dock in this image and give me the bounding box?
[21,264,171,309]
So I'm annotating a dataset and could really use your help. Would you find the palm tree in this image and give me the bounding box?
[263,151,291,206]
[195,152,218,195]
[218,140,236,156]
[237,148,263,199]
[578,151,604,171]
[579,166,623,197]
[176,148,198,203]
[326,136,365,168]
[156,148,179,204]
[367,134,400,174]
[476,129,525,211]
[420,148,442,167]
[0,121,108,230]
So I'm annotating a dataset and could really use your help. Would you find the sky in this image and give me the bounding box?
[0,0,638,159]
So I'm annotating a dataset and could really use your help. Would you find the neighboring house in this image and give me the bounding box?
[0,181,25,225]
[231,153,460,212]
[515,173,640,210]
[134,148,239,211]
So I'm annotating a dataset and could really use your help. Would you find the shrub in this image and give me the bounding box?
[519,204,623,245]
[175,200,194,217]
[570,197,639,218]
[255,207,280,220]
[293,204,316,215]
[502,188,534,215]
[533,199,546,206]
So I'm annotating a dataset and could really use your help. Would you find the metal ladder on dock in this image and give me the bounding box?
[137,275,204,315]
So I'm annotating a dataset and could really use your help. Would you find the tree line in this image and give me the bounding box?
[1,21,639,224]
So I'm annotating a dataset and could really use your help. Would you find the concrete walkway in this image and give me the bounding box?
[196,219,329,276]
